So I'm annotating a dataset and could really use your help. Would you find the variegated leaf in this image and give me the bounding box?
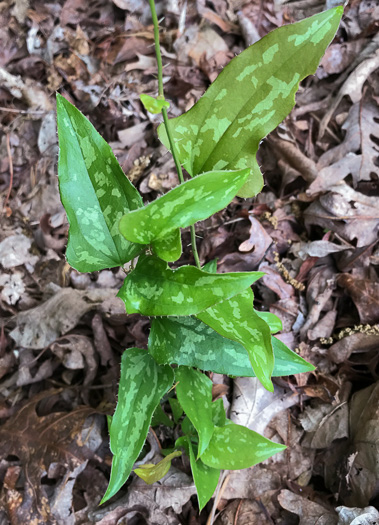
[119,168,249,245]
[151,229,182,262]
[56,94,144,272]
[175,367,214,457]
[200,422,286,470]
[148,316,314,376]
[117,254,264,316]
[101,348,174,503]
[176,436,220,512]
[197,289,275,392]
[158,8,343,197]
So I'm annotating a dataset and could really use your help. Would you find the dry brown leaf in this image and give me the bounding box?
[329,333,379,364]
[215,498,273,525]
[308,154,361,195]
[346,382,379,506]
[238,216,272,261]
[304,183,379,247]
[319,47,379,139]
[9,286,117,349]
[337,274,379,324]
[360,92,379,180]
[0,391,101,524]
[278,489,338,525]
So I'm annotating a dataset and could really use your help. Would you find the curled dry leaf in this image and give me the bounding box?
[304,183,379,247]
[346,381,379,506]
[336,505,379,525]
[328,332,379,364]
[278,489,337,525]
[238,216,272,267]
[337,274,379,324]
[9,286,117,349]
[0,391,102,524]
[360,92,379,180]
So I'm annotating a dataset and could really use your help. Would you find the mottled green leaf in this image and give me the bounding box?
[101,348,174,503]
[149,316,313,376]
[151,403,174,428]
[254,310,282,334]
[56,93,144,272]
[202,259,218,273]
[200,422,286,470]
[212,398,227,427]
[177,436,220,511]
[151,229,182,262]
[168,398,183,423]
[140,94,170,114]
[117,254,264,316]
[197,289,275,392]
[133,451,181,484]
[119,169,249,245]
[158,8,343,197]
[272,336,315,375]
[175,367,214,457]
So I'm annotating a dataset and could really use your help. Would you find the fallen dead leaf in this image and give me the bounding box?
[9,285,117,349]
[304,183,379,247]
[0,390,102,524]
[337,274,379,324]
[328,332,379,364]
[278,489,337,525]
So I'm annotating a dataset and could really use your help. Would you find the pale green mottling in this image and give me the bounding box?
[199,114,232,143]
[236,63,260,81]
[262,43,279,64]
[215,88,228,101]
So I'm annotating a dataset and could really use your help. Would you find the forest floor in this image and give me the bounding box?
[0,0,379,523]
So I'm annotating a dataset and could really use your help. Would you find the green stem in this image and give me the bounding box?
[148,0,201,269]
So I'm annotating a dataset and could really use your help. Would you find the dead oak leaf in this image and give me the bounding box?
[0,390,100,523]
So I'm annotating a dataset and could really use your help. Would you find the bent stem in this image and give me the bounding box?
[148,0,201,269]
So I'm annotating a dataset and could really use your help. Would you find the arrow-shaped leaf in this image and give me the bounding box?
[200,422,286,470]
[148,316,314,376]
[197,289,275,392]
[176,436,220,512]
[117,254,264,316]
[158,8,343,197]
[101,348,174,503]
[175,367,214,457]
[151,229,182,262]
[56,94,144,272]
[119,169,249,244]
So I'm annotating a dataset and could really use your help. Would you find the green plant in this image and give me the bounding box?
[56,4,342,510]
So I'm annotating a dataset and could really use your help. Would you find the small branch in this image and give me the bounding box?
[148,0,201,268]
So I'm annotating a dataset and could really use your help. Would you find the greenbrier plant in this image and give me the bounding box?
[56,3,343,509]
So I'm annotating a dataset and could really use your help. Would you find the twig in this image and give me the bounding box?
[148,0,201,268]
[2,133,14,216]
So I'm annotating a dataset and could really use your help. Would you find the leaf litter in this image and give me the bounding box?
[0,0,379,523]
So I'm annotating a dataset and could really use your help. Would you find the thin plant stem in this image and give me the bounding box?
[148,0,201,269]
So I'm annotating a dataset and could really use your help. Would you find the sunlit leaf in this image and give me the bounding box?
[158,8,343,197]
[149,316,314,377]
[117,254,264,316]
[133,450,182,484]
[151,229,182,262]
[119,169,249,245]
[56,93,144,272]
[200,422,286,469]
[175,367,214,457]
[101,348,174,503]
[197,289,275,392]
[254,310,282,333]
[140,94,170,114]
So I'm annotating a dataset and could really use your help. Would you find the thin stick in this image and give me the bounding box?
[2,134,14,216]
[148,0,201,268]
